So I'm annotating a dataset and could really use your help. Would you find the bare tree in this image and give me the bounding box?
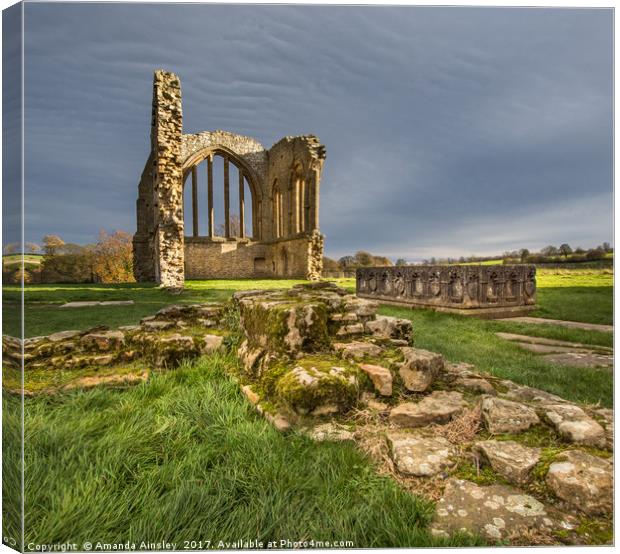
[216,214,246,237]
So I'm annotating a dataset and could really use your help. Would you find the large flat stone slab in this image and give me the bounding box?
[498,317,613,333]
[542,352,613,369]
[60,300,134,308]
[431,479,556,542]
[495,332,612,352]
[496,331,613,368]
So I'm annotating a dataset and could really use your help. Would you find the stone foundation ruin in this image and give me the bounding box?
[133,70,326,288]
[356,264,537,318]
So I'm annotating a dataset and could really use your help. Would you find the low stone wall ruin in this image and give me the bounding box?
[2,303,229,394]
[356,264,536,318]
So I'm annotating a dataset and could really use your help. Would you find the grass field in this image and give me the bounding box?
[3,355,478,548]
[532,270,613,325]
[2,253,43,272]
[2,269,613,337]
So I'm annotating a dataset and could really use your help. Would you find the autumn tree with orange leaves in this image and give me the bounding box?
[92,230,135,283]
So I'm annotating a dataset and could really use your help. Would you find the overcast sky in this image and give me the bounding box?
[11,3,614,261]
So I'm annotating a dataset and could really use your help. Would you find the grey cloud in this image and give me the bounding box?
[14,3,612,261]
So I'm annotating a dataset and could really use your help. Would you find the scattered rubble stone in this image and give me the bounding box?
[142,320,176,331]
[390,391,467,428]
[274,365,357,416]
[546,450,612,515]
[364,315,413,342]
[454,377,496,395]
[308,423,354,442]
[367,398,389,412]
[81,330,124,351]
[201,334,224,354]
[262,410,291,432]
[398,347,444,392]
[543,404,606,448]
[151,334,196,367]
[333,341,383,360]
[474,440,541,485]
[593,408,613,449]
[48,330,82,342]
[64,370,149,390]
[336,323,365,336]
[237,340,265,372]
[241,385,260,405]
[90,354,115,366]
[359,363,393,396]
[481,396,540,434]
[388,433,455,476]
[444,361,477,379]
[501,382,568,406]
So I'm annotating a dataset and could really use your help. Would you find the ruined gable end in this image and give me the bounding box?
[133,71,326,286]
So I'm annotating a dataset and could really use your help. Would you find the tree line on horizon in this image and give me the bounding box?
[3,238,613,284]
[420,242,613,266]
[322,242,613,270]
[3,231,134,284]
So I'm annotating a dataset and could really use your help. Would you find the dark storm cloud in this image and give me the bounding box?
[19,3,612,260]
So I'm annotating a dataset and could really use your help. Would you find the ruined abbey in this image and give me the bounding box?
[133,70,326,288]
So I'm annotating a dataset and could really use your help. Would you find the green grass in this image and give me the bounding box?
[3,280,309,338]
[3,269,612,337]
[2,253,43,272]
[3,254,43,265]
[532,270,613,325]
[2,355,480,548]
[457,260,502,266]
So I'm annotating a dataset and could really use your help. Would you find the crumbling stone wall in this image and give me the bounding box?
[133,70,326,286]
[151,71,184,288]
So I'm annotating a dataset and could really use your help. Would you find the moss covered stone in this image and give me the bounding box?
[274,356,359,415]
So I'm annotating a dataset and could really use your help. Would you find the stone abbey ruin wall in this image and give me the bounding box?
[133,70,326,287]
